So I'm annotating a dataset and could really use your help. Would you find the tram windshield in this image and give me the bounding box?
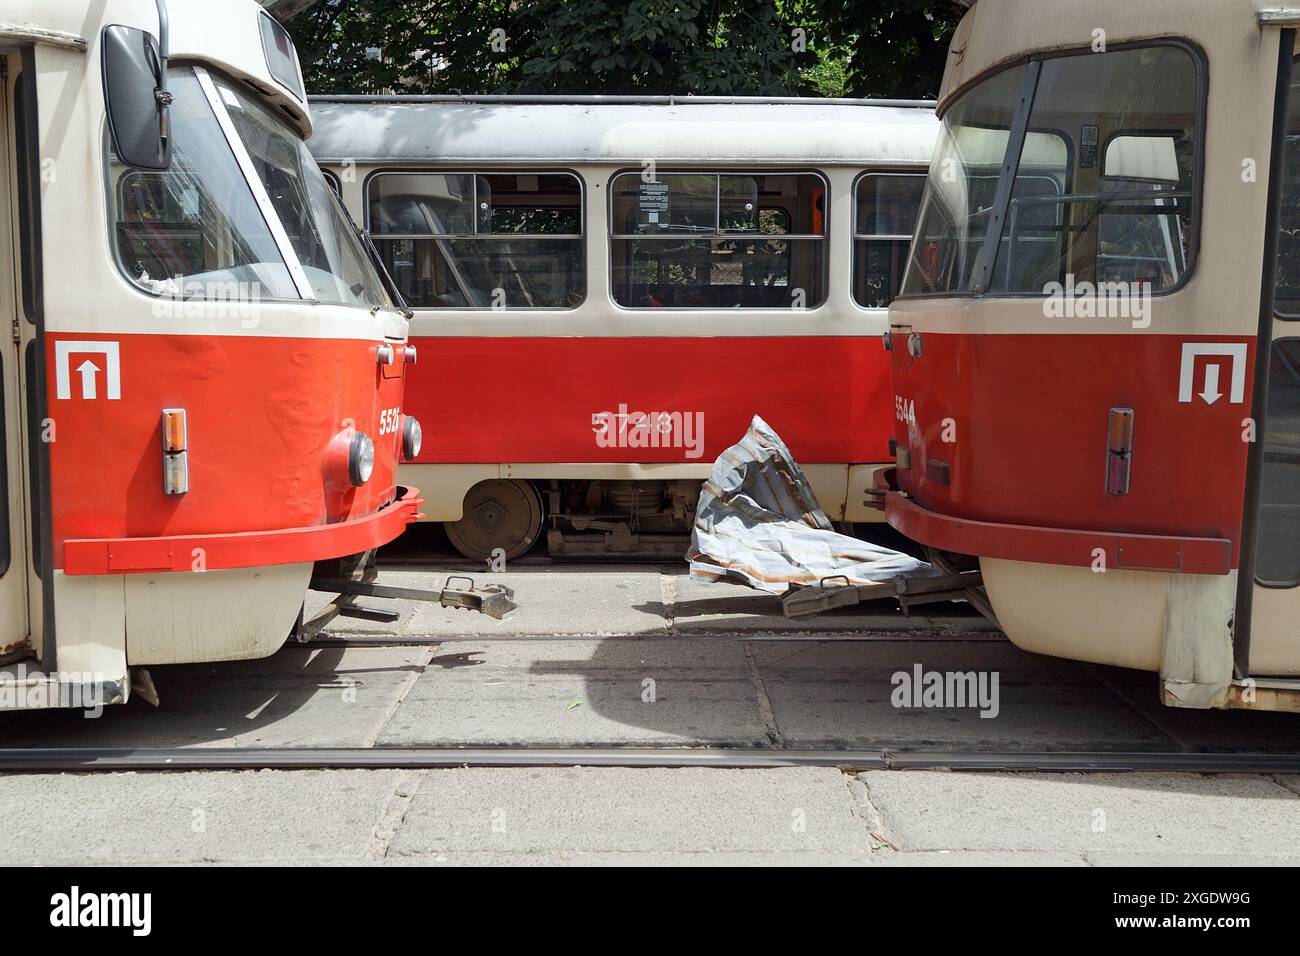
[903,45,1200,298]
[110,67,390,309]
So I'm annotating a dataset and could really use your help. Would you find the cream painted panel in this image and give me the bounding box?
[3,0,306,131]
[51,570,127,677]
[402,463,499,521]
[404,461,857,524]
[981,557,1167,671]
[125,562,310,665]
[845,464,889,522]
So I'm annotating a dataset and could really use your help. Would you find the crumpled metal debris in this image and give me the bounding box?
[687,415,930,594]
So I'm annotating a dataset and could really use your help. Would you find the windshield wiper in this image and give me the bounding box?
[359,226,412,318]
[327,186,412,317]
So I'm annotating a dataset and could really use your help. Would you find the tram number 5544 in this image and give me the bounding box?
[894,395,916,426]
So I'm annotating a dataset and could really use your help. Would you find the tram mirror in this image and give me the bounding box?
[1103,135,1179,185]
[102,25,172,171]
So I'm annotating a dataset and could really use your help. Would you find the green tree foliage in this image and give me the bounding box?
[285,0,963,99]
[288,0,516,94]
[814,0,965,98]
[508,1,805,95]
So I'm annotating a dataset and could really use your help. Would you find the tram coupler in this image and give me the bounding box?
[296,553,518,642]
[309,574,517,621]
[782,569,997,625]
[782,576,892,618]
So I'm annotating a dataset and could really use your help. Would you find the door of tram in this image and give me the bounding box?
[0,47,43,666]
[0,51,28,660]
[1245,29,1300,678]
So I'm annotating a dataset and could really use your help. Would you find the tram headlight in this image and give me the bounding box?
[349,432,376,486]
[401,415,423,461]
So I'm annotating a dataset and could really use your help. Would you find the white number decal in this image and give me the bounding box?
[378,407,402,436]
[894,395,916,426]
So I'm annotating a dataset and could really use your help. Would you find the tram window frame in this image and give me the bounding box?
[364,168,587,311]
[321,167,342,198]
[14,71,37,326]
[1274,54,1300,320]
[852,170,927,309]
[898,39,1207,301]
[1253,337,1300,587]
[608,169,829,311]
[102,69,308,306]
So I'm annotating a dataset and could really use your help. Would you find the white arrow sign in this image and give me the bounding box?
[1199,363,1221,404]
[76,359,100,400]
[1178,342,1246,406]
[54,341,121,401]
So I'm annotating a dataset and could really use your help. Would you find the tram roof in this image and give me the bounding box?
[305,97,940,167]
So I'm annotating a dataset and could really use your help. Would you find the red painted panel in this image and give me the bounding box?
[885,489,1232,575]
[891,331,1254,565]
[404,336,892,464]
[46,332,407,570]
[64,487,424,575]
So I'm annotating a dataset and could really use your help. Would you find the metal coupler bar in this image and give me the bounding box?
[782,571,990,620]
[309,574,518,621]
[781,576,893,618]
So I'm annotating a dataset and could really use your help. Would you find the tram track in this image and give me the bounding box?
[1,746,1298,773]
[297,629,1002,648]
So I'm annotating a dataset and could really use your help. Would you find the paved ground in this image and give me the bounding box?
[2,564,1299,865]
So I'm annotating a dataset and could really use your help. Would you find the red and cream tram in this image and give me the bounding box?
[887,0,1300,711]
[1,0,420,710]
[310,97,937,559]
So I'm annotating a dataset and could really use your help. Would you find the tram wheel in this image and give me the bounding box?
[445,479,544,562]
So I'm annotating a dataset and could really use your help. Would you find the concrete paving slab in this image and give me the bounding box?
[0,646,431,748]
[861,770,1300,855]
[1085,663,1300,752]
[0,769,401,865]
[671,574,998,635]
[387,767,873,857]
[403,570,670,637]
[1083,851,1300,866]
[864,850,1088,866]
[751,641,1176,750]
[377,639,771,746]
[382,850,879,865]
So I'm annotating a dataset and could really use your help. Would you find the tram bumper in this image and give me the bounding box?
[41,488,427,677]
[61,486,425,576]
[877,470,1247,710]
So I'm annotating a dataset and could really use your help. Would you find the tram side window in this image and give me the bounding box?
[853,173,925,308]
[367,172,585,309]
[108,69,299,301]
[610,173,827,309]
[990,47,1199,294]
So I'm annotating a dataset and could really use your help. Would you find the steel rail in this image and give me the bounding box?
[0,747,1297,773]
[295,629,1002,648]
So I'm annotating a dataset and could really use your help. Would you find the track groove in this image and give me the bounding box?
[1,747,1298,773]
